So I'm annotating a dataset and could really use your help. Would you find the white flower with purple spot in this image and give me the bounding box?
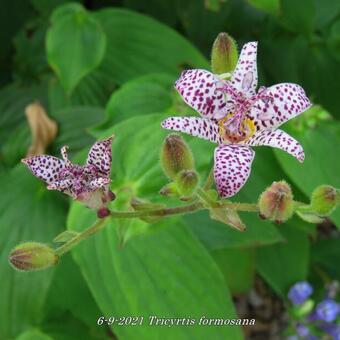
[22,136,115,217]
[161,41,312,198]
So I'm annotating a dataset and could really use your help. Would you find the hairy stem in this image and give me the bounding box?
[203,167,214,190]
[55,218,107,256]
[110,202,204,218]
[54,193,258,257]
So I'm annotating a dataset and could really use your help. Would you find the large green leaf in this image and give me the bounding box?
[46,4,107,94]
[93,8,208,85]
[256,223,310,298]
[104,73,175,126]
[279,0,315,36]
[311,238,340,281]
[16,328,53,340]
[0,166,67,338]
[67,205,242,340]
[211,248,256,294]
[44,255,107,339]
[274,122,340,226]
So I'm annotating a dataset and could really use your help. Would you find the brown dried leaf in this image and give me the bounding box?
[25,102,58,156]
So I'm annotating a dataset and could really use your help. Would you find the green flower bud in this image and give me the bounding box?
[258,181,294,223]
[159,182,179,197]
[9,242,58,271]
[310,185,339,216]
[160,134,194,179]
[175,170,199,197]
[211,32,238,74]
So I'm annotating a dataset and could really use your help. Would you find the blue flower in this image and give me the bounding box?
[319,322,340,339]
[315,299,340,322]
[296,323,310,337]
[288,281,313,305]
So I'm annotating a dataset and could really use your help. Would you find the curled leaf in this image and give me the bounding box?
[25,102,58,156]
[209,207,246,231]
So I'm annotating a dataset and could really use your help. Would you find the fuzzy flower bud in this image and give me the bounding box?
[211,32,238,74]
[288,281,313,305]
[9,242,58,271]
[258,181,294,223]
[175,170,199,197]
[310,185,339,216]
[160,134,194,180]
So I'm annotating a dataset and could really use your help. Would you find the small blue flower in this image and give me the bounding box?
[296,323,310,337]
[288,281,313,305]
[315,299,340,322]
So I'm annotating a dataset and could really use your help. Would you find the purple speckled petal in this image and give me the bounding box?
[89,177,111,189]
[22,155,65,184]
[60,146,72,166]
[214,144,255,198]
[249,83,312,130]
[175,69,232,119]
[231,42,258,96]
[161,116,222,144]
[246,128,305,162]
[86,137,113,177]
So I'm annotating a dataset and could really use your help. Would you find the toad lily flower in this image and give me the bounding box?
[22,137,115,217]
[162,42,312,197]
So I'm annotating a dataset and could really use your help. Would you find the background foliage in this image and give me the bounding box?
[0,0,340,339]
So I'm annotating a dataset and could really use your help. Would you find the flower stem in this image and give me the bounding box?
[110,202,203,218]
[55,218,107,256]
[203,167,214,190]
[54,195,257,257]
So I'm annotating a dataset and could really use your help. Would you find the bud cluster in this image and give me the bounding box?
[160,134,199,200]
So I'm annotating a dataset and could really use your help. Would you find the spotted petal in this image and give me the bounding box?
[214,144,255,198]
[246,128,305,162]
[231,42,258,96]
[175,69,231,119]
[86,137,113,177]
[161,117,222,144]
[89,177,111,189]
[21,156,65,184]
[249,83,312,130]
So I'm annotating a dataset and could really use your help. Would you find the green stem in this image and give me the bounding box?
[54,194,258,257]
[110,202,204,218]
[196,187,258,211]
[203,167,214,190]
[55,218,107,256]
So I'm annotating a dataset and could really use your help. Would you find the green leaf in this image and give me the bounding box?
[248,0,279,16]
[46,4,107,94]
[50,106,106,156]
[0,166,67,338]
[93,8,208,84]
[67,205,242,339]
[274,123,340,227]
[44,255,107,339]
[104,73,175,126]
[328,19,340,62]
[16,329,53,340]
[211,248,256,294]
[312,238,340,281]
[256,222,310,298]
[279,0,315,36]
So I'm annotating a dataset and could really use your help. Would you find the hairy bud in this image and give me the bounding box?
[175,170,199,197]
[311,185,339,216]
[160,134,194,179]
[211,32,238,74]
[9,242,58,271]
[258,181,294,223]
